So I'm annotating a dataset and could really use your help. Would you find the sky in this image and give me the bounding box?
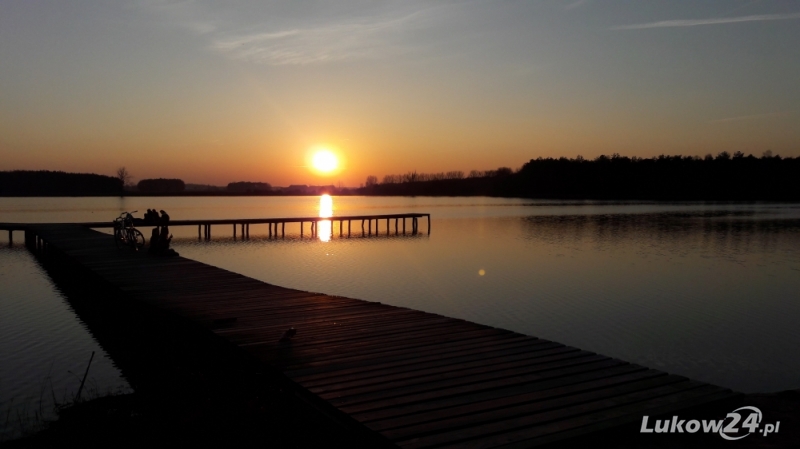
[1,0,799,187]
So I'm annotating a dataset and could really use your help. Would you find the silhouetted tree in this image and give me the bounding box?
[116,167,132,187]
[365,175,378,187]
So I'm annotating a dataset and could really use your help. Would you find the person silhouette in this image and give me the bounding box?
[148,227,160,254]
[159,210,170,228]
[158,225,179,257]
[159,226,171,249]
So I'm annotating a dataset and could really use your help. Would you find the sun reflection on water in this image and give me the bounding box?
[319,194,333,242]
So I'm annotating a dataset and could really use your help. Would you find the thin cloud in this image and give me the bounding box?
[211,12,428,65]
[136,1,464,66]
[708,111,791,123]
[612,12,800,30]
[565,0,590,11]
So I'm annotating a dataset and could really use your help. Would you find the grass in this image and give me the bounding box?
[1,359,131,443]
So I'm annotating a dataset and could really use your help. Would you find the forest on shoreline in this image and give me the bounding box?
[361,152,800,200]
[2,152,799,200]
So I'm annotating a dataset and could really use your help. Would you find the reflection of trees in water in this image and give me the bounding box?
[520,213,800,255]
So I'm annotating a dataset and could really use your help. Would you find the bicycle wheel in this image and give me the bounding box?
[114,228,125,249]
[132,229,145,250]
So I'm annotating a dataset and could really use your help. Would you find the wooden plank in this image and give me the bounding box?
[288,341,565,390]
[271,335,540,374]
[380,374,686,440]
[424,388,737,449]
[364,369,669,431]
[311,349,593,396]
[298,345,576,390]
[280,335,542,377]
[324,355,612,406]
[350,364,649,423]
[338,360,633,415]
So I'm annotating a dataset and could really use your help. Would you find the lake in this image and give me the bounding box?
[2,196,800,439]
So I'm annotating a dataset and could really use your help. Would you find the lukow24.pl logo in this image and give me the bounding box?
[641,406,780,441]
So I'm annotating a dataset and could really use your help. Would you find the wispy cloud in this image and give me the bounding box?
[564,0,590,11]
[708,111,792,123]
[136,0,447,65]
[612,12,800,30]
[211,12,425,66]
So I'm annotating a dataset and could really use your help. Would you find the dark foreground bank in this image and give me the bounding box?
[7,388,799,448]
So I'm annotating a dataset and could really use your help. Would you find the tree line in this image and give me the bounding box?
[359,152,800,200]
[0,171,122,196]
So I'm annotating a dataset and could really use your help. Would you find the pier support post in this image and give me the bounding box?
[348,220,351,237]
[8,230,11,246]
[428,215,431,234]
[233,224,236,239]
[403,218,406,234]
[282,222,285,238]
[368,219,371,236]
[300,222,303,238]
[339,220,343,237]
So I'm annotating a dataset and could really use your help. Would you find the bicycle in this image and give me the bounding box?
[113,211,145,250]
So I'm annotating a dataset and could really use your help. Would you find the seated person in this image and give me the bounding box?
[145,209,157,224]
[148,228,160,253]
[158,226,178,256]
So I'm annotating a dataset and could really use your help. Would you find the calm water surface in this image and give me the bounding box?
[2,196,800,437]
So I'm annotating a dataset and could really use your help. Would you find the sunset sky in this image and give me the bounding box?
[1,1,798,187]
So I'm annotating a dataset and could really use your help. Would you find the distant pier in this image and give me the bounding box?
[0,213,431,243]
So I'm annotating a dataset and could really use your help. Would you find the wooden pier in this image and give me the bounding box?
[1,213,430,242]
[18,223,740,448]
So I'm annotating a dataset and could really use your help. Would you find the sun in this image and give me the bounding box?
[312,150,338,173]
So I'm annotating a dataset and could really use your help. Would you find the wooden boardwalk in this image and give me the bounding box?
[25,224,740,448]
